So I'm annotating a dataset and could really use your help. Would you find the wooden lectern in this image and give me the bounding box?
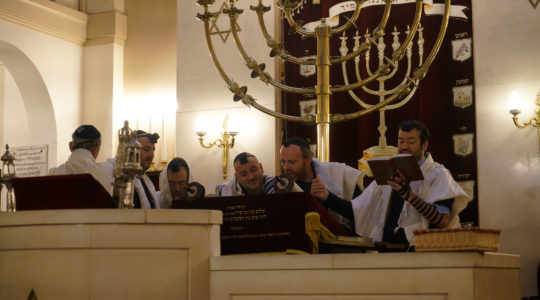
[12,174,116,210]
[192,192,349,254]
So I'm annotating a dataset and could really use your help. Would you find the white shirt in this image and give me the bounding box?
[49,148,114,195]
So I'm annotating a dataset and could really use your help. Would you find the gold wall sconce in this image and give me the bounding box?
[196,115,238,179]
[508,90,540,150]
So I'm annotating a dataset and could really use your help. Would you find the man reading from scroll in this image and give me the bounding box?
[352,120,470,248]
[216,152,302,196]
[49,125,113,195]
[132,130,161,209]
[280,137,364,228]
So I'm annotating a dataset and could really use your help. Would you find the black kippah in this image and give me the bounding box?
[136,130,160,144]
[73,125,101,140]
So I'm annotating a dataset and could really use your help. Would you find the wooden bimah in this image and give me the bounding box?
[192,192,349,255]
[12,174,115,210]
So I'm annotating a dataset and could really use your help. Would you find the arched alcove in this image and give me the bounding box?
[0,40,57,167]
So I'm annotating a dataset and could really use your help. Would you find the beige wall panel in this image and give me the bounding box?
[124,0,176,100]
[91,249,188,299]
[0,249,91,300]
[0,210,220,300]
[210,253,520,300]
[123,0,177,162]
[472,0,540,296]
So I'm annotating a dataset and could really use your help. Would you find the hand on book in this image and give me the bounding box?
[387,169,412,201]
[367,153,423,185]
[311,175,329,201]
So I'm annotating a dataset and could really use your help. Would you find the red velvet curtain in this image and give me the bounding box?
[281,0,477,224]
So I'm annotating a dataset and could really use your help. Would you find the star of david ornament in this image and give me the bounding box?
[209,1,241,43]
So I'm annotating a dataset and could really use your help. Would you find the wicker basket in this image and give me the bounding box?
[414,227,501,252]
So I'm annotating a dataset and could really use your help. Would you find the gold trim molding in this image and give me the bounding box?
[0,0,87,45]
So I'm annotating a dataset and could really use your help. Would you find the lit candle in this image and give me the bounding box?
[161,113,166,162]
[508,91,522,115]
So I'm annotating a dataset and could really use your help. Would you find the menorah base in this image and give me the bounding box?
[358,145,398,177]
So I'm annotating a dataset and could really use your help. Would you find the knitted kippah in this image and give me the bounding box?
[72,125,101,140]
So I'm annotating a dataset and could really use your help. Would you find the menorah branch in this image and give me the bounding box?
[330,0,364,35]
[197,0,451,161]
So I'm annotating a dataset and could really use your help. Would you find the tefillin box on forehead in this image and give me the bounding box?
[193,192,348,255]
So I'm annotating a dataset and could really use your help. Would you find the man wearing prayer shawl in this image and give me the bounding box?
[352,120,470,248]
[49,125,113,195]
[159,157,191,208]
[216,152,302,196]
[131,130,161,209]
[280,137,364,228]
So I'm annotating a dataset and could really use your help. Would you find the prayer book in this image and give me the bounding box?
[368,154,424,185]
[336,235,373,243]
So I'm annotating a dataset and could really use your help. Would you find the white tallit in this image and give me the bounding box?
[311,158,365,200]
[352,153,470,245]
[134,173,161,209]
[49,148,114,195]
[158,160,194,209]
[215,175,303,196]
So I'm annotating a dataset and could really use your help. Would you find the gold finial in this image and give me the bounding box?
[1,144,15,161]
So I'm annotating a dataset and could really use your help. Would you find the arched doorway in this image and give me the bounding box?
[0,40,57,167]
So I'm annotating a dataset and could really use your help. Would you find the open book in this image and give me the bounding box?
[367,154,424,185]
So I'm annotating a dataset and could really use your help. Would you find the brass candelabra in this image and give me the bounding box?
[196,115,237,179]
[113,121,144,209]
[196,0,451,161]
[509,90,540,151]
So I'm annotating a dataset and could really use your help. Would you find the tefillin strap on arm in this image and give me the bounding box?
[395,177,444,226]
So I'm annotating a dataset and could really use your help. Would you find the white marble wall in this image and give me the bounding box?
[177,0,277,191]
[210,253,521,300]
[0,18,83,167]
[472,1,540,297]
[0,209,222,300]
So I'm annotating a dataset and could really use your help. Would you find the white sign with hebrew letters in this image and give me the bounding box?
[452,134,474,157]
[11,145,49,177]
[457,180,475,200]
[452,38,472,62]
[301,0,469,31]
[452,85,473,109]
[299,99,317,117]
[299,55,316,77]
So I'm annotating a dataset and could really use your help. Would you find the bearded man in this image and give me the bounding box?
[217,152,301,196]
[280,137,364,227]
[132,130,161,209]
[352,120,470,249]
[159,157,190,208]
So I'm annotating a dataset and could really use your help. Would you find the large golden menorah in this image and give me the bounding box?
[196,0,451,162]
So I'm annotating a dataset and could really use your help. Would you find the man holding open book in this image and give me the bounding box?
[352,120,470,250]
